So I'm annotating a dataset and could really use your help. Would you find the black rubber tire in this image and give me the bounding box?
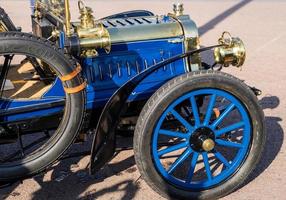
[0,7,17,31]
[134,70,265,200]
[0,32,86,182]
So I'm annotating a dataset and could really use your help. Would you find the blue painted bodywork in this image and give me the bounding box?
[0,37,187,122]
[83,38,186,109]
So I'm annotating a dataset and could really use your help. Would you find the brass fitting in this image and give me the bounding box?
[214,32,246,67]
[173,3,184,16]
[34,1,42,19]
[78,1,95,29]
[65,0,72,36]
[51,29,60,39]
[76,0,111,57]
[202,139,215,152]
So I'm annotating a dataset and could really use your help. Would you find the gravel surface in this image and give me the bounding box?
[0,0,285,199]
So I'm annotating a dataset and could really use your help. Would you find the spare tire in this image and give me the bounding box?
[0,32,86,183]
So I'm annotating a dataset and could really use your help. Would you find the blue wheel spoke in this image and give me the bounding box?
[202,152,212,180]
[152,89,252,189]
[190,96,200,126]
[186,152,199,183]
[158,141,188,157]
[216,139,243,148]
[203,94,217,126]
[211,103,235,128]
[168,148,193,174]
[159,129,188,139]
[215,121,245,137]
[213,150,231,168]
[170,109,194,132]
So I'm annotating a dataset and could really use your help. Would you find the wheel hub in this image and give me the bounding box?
[202,138,215,152]
[190,127,215,152]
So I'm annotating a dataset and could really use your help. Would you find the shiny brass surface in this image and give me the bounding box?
[170,14,201,71]
[76,1,111,57]
[104,16,183,44]
[35,0,65,20]
[35,0,73,36]
[202,139,215,152]
[71,4,197,54]
[50,0,65,16]
[78,0,95,29]
[34,1,42,19]
[214,32,246,67]
[35,1,199,61]
[64,0,72,36]
[51,29,60,38]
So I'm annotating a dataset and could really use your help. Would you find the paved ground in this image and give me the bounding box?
[0,0,286,199]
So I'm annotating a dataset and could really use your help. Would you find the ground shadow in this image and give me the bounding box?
[29,136,137,200]
[0,135,137,200]
[244,95,283,185]
[199,0,253,36]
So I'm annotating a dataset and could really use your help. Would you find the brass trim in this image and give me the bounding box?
[202,139,215,152]
[76,1,111,57]
[64,81,87,94]
[35,1,64,23]
[169,14,201,71]
[214,32,246,68]
[64,0,72,36]
[98,16,184,44]
[59,64,82,82]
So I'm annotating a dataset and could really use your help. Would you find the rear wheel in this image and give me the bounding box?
[134,70,265,200]
[0,32,86,183]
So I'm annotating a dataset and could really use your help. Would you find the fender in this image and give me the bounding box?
[90,44,223,174]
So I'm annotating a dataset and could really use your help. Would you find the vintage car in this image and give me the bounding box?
[0,1,265,199]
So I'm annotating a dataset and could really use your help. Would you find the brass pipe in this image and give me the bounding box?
[65,0,72,36]
[79,37,110,49]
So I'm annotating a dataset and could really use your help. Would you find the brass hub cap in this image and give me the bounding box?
[202,138,215,152]
[190,127,216,152]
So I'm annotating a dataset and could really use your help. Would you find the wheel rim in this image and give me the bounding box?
[152,88,251,190]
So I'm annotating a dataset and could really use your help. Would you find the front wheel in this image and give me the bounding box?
[134,71,265,200]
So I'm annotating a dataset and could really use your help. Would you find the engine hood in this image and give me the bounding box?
[73,14,199,44]
[108,15,198,44]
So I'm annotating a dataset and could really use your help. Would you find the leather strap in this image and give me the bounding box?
[64,81,87,94]
[59,64,82,82]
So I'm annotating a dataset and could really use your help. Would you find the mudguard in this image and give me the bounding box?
[90,45,222,174]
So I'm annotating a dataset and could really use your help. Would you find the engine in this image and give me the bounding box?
[32,0,201,68]
[31,0,203,105]
[31,0,245,106]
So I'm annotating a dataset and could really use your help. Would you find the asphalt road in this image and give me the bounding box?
[0,0,286,199]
